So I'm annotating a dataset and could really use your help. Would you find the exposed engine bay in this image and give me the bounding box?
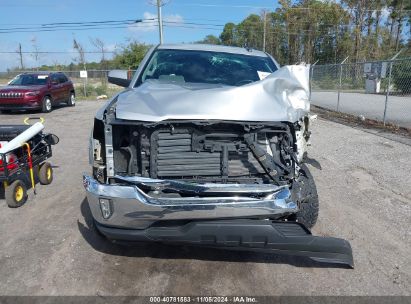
[91,118,312,188]
[89,62,316,221]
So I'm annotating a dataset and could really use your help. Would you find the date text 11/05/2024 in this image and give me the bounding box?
[149,296,257,303]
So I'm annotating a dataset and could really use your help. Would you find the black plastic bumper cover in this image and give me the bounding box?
[95,219,354,268]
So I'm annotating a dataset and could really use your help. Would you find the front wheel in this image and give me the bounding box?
[41,96,52,113]
[291,164,319,229]
[67,92,75,107]
[5,180,28,208]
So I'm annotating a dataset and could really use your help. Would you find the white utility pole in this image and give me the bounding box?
[157,0,164,44]
[263,11,267,52]
[383,49,404,124]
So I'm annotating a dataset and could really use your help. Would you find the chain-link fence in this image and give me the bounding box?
[311,57,411,129]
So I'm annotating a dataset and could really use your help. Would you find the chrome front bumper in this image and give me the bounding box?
[83,174,297,229]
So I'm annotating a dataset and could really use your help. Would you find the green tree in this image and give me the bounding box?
[220,23,237,46]
[207,0,410,64]
[112,41,150,69]
[196,35,221,45]
[236,14,264,50]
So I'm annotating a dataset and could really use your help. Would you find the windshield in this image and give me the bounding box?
[139,49,277,87]
[9,74,48,86]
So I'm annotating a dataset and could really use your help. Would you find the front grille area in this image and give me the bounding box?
[112,121,294,184]
[0,92,24,98]
[152,131,221,177]
[228,152,265,176]
[150,128,265,179]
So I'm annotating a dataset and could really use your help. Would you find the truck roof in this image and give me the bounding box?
[157,44,269,57]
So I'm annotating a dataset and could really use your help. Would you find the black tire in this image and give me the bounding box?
[5,180,28,208]
[38,162,53,185]
[67,92,76,107]
[291,164,319,229]
[0,110,11,114]
[41,96,52,113]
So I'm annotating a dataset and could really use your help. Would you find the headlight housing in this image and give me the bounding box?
[25,91,41,96]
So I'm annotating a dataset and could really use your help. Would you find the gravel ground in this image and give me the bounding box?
[0,101,410,296]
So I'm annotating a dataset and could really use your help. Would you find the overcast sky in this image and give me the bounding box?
[0,0,278,71]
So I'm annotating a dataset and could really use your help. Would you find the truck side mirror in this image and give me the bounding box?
[108,70,131,88]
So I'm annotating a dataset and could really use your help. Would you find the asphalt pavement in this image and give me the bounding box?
[311,91,411,128]
[0,101,410,296]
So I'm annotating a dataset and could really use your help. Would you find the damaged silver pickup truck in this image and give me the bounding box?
[83,44,353,267]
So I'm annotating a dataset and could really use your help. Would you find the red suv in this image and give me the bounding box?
[0,72,75,113]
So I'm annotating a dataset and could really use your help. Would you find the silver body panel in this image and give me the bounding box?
[96,44,305,122]
[83,175,297,229]
[115,65,310,123]
[157,44,271,57]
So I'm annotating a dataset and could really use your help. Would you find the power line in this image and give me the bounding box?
[0,19,365,36]
[0,51,118,54]
[0,18,226,27]
[173,3,271,9]
[164,21,224,27]
[0,20,222,35]
[42,19,146,26]
[164,24,224,31]
[0,18,156,28]
[0,21,353,35]
[0,10,406,36]
[0,6,406,34]
[0,22,356,36]
[0,22,133,32]
[0,25,131,34]
[0,19,156,33]
[0,24,159,34]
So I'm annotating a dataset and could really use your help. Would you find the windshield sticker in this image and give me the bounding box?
[37,75,48,79]
[257,71,271,80]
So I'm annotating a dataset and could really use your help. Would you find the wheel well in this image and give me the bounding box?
[43,94,52,100]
